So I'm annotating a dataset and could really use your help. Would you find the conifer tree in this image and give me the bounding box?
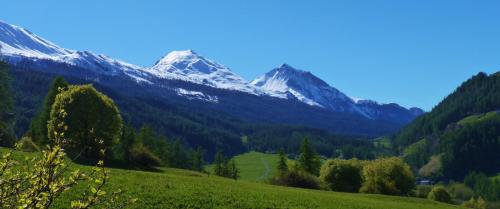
[277,148,288,175]
[31,76,68,145]
[192,146,205,172]
[214,150,225,176]
[227,159,240,180]
[298,138,321,176]
[0,61,14,147]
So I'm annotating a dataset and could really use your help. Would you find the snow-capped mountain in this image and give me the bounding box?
[251,64,367,114]
[145,50,259,94]
[0,20,423,134]
[252,64,423,122]
[0,20,151,83]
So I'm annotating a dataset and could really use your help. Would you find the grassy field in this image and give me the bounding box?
[1,148,463,209]
[206,151,299,182]
[206,151,287,182]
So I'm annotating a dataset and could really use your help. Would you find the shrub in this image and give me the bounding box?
[360,157,415,195]
[270,166,320,189]
[48,85,123,161]
[130,145,161,168]
[18,136,40,152]
[319,159,363,192]
[447,183,474,201]
[427,186,452,203]
[414,185,432,198]
[462,196,488,209]
[0,144,136,208]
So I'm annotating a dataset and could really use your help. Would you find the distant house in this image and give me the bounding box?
[416,179,434,185]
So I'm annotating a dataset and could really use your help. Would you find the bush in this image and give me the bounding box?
[427,186,452,203]
[360,157,415,195]
[270,167,320,189]
[414,185,432,198]
[129,145,161,168]
[447,183,474,201]
[319,159,363,192]
[462,196,488,209]
[48,85,123,161]
[18,136,40,152]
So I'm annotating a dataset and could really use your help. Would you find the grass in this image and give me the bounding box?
[457,111,499,126]
[1,148,463,209]
[206,151,295,182]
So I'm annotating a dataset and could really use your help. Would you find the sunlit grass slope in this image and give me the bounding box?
[1,148,462,209]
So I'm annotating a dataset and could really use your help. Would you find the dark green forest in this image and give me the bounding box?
[394,72,500,180]
[7,66,378,161]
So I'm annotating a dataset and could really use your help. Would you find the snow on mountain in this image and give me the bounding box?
[251,64,369,115]
[145,50,260,94]
[0,20,150,83]
[0,20,423,121]
[175,88,219,103]
[251,64,424,121]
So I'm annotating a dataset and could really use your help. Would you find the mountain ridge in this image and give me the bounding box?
[0,20,422,135]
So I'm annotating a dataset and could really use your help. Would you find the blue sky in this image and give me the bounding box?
[2,0,500,110]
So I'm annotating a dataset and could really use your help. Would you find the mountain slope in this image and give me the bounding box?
[252,64,423,123]
[0,21,150,83]
[145,50,259,94]
[394,72,500,179]
[1,20,420,139]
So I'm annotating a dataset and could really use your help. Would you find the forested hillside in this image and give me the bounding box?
[9,67,376,159]
[393,72,500,180]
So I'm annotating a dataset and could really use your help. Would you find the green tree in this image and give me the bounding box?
[462,196,488,209]
[192,146,205,172]
[0,61,14,147]
[360,157,415,195]
[319,159,363,192]
[427,186,452,203]
[117,124,136,162]
[298,138,321,176]
[213,150,225,176]
[48,85,123,161]
[227,159,240,180]
[277,148,288,175]
[31,76,69,145]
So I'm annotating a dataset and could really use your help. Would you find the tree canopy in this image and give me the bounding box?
[48,84,123,160]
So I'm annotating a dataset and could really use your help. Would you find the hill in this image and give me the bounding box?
[1,148,460,209]
[394,72,500,179]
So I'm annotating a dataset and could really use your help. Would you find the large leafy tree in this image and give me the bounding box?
[0,61,14,147]
[360,157,415,196]
[48,84,123,161]
[298,138,321,176]
[319,159,363,192]
[31,76,69,145]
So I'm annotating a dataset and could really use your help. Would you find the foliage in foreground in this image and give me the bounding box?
[0,144,135,208]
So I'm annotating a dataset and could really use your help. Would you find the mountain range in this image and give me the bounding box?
[0,20,423,137]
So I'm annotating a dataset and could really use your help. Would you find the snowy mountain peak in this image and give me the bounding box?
[0,20,147,83]
[252,64,356,109]
[151,49,226,75]
[154,49,198,65]
[0,21,72,58]
[146,50,259,94]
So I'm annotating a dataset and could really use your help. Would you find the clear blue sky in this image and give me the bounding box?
[2,0,500,110]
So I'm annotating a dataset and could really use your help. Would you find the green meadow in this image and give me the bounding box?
[2,148,463,209]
